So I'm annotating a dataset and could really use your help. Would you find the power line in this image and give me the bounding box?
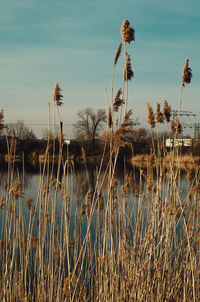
[6,122,74,126]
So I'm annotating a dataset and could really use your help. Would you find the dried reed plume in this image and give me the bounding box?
[9,136,16,159]
[114,41,122,65]
[19,232,26,249]
[18,273,26,302]
[147,103,155,128]
[31,205,36,218]
[155,102,164,123]
[170,119,176,134]
[30,233,38,249]
[162,99,171,122]
[63,276,71,299]
[0,195,5,209]
[147,172,154,193]
[26,198,33,210]
[53,82,63,106]
[121,184,128,197]
[108,106,112,128]
[123,52,134,81]
[182,58,192,86]
[0,110,4,131]
[109,177,118,192]
[80,203,86,216]
[85,189,92,205]
[189,182,200,195]
[11,179,24,199]
[176,117,182,134]
[113,88,124,111]
[113,109,134,151]
[170,118,182,135]
[120,19,135,44]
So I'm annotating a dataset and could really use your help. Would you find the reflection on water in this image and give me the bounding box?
[0,161,193,236]
[0,160,199,300]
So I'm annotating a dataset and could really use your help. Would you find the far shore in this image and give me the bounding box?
[131,153,200,168]
[1,152,199,170]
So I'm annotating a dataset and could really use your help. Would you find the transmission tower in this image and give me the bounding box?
[182,122,200,138]
[171,110,200,137]
[171,110,196,120]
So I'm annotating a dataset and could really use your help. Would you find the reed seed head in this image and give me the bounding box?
[10,136,16,158]
[0,195,5,209]
[18,273,26,302]
[113,109,134,152]
[108,106,112,128]
[155,102,164,124]
[176,117,182,134]
[0,110,4,131]
[123,52,134,81]
[170,119,176,134]
[147,103,155,128]
[63,276,71,299]
[114,41,122,66]
[109,177,119,194]
[80,203,86,216]
[189,182,200,195]
[11,179,24,199]
[147,173,153,193]
[120,19,135,44]
[182,58,192,86]
[85,189,92,205]
[113,88,124,112]
[53,82,63,106]
[26,198,33,210]
[162,100,171,122]
[121,184,128,197]
[30,233,38,249]
[19,232,26,249]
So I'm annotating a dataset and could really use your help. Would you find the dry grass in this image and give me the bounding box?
[131,153,200,168]
[0,19,199,302]
[0,138,200,302]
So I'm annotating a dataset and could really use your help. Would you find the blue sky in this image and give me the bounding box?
[0,0,199,137]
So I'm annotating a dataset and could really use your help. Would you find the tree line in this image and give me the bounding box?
[1,108,200,160]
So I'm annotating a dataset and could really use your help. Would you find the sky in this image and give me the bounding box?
[0,0,200,137]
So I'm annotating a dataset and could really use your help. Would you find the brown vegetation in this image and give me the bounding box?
[0,19,199,302]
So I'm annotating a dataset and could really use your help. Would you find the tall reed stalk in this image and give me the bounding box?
[0,20,199,302]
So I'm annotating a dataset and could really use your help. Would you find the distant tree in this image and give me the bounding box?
[6,120,36,140]
[73,108,107,148]
[132,128,150,143]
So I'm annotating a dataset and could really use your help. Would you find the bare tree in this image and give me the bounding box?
[6,120,36,140]
[73,108,107,148]
[132,128,150,143]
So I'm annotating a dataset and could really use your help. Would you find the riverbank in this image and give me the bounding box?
[131,153,200,168]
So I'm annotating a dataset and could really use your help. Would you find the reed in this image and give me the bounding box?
[0,20,199,302]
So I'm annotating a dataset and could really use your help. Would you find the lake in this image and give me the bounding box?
[0,160,199,301]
